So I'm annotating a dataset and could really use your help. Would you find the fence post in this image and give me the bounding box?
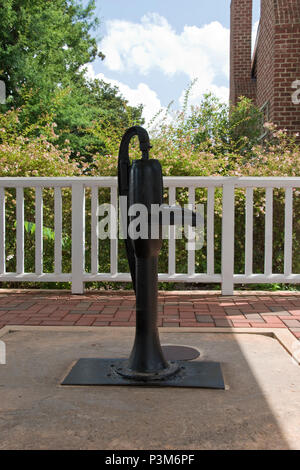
[221,179,235,295]
[71,182,85,294]
[0,187,5,274]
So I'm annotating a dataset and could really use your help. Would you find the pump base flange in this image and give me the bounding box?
[115,360,180,381]
[61,358,225,389]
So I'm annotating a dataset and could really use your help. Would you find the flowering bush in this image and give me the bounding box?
[0,108,86,177]
[0,93,299,290]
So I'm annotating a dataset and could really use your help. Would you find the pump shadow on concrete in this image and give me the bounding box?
[0,327,299,450]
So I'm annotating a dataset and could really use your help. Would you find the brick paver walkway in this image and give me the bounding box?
[0,290,299,341]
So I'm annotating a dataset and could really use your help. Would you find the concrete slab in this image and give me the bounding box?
[0,328,299,450]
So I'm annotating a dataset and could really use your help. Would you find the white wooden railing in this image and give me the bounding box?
[0,176,299,295]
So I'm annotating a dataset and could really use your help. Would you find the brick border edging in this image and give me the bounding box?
[0,288,299,296]
[0,290,299,341]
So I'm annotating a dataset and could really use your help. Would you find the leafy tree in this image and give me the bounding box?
[149,87,264,163]
[177,93,263,155]
[0,0,101,109]
[53,78,144,164]
[228,96,264,154]
[0,0,144,162]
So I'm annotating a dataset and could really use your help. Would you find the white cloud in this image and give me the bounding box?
[101,13,229,85]
[84,65,163,124]
[84,14,230,124]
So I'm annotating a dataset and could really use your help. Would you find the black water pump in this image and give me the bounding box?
[62,126,224,388]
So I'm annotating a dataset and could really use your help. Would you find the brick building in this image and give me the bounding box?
[230,0,300,135]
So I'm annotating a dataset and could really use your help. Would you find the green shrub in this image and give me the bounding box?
[0,91,299,291]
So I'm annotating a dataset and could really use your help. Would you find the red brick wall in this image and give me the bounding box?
[255,0,275,122]
[272,0,300,133]
[230,0,257,104]
[231,0,300,134]
[236,0,300,134]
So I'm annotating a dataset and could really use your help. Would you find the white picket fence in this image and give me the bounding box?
[0,176,299,295]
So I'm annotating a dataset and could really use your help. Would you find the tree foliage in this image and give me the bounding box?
[0,0,100,107]
[0,0,144,163]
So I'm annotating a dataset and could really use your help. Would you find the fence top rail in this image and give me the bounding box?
[0,176,299,188]
[234,177,300,188]
[163,176,300,188]
[0,177,118,188]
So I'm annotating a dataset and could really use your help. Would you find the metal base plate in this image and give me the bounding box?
[61,358,225,389]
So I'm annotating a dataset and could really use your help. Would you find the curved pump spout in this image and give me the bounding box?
[118,126,151,293]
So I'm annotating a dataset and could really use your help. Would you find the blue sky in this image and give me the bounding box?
[85,1,261,124]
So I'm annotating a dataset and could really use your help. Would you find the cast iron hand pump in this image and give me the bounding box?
[118,125,178,380]
[62,126,225,389]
